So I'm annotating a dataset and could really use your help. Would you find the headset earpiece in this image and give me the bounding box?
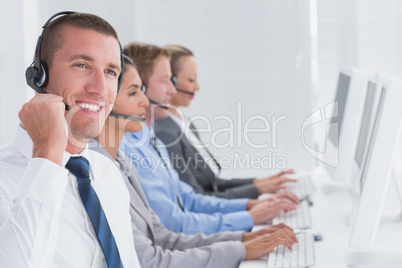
[25,11,76,94]
[171,76,178,87]
[171,75,195,96]
[25,34,49,94]
[117,42,124,92]
[25,61,49,91]
[25,62,47,94]
[141,84,147,94]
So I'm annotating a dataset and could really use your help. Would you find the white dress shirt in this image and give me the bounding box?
[0,126,141,268]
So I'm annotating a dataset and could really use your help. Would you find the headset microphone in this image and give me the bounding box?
[109,77,146,121]
[171,76,194,96]
[176,88,194,96]
[109,112,146,121]
[138,82,169,110]
[148,99,169,110]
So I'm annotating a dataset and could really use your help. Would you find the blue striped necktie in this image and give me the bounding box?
[66,156,123,268]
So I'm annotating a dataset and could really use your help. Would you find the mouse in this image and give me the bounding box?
[299,196,314,206]
[293,228,323,242]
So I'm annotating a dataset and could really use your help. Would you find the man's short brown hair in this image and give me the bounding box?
[41,12,119,69]
[123,42,170,85]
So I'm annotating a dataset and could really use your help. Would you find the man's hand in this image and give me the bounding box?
[246,190,299,210]
[271,189,300,205]
[253,169,297,194]
[242,223,294,242]
[248,197,296,225]
[246,199,261,210]
[243,224,298,260]
[19,94,68,166]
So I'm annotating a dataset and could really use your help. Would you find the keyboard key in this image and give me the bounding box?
[267,232,315,268]
[285,174,314,199]
[272,200,312,229]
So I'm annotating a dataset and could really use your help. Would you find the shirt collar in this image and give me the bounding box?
[127,125,153,144]
[70,145,90,163]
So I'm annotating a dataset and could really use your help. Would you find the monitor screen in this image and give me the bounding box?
[354,81,377,169]
[359,87,386,192]
[328,73,351,147]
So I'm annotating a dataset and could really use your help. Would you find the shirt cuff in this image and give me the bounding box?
[18,158,68,210]
[225,211,254,232]
[220,198,250,213]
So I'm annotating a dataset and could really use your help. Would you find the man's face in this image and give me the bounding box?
[145,56,177,120]
[45,26,121,143]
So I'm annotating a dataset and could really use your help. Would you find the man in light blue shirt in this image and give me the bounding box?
[121,42,298,235]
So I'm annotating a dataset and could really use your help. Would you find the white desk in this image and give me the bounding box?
[240,167,402,268]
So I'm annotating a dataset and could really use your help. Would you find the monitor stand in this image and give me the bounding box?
[320,181,354,195]
[380,168,402,224]
[320,180,360,226]
[346,251,402,267]
[347,168,402,267]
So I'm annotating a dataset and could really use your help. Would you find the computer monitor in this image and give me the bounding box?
[348,75,384,186]
[347,77,402,266]
[322,67,368,183]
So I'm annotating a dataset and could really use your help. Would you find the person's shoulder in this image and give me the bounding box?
[0,142,26,168]
[88,149,116,168]
[154,117,181,140]
[89,149,127,185]
[121,131,147,150]
[0,142,28,204]
[89,149,121,177]
[154,116,176,132]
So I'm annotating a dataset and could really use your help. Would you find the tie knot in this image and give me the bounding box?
[66,156,90,179]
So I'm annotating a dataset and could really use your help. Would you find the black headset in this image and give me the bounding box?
[171,75,194,96]
[142,76,179,110]
[25,11,124,111]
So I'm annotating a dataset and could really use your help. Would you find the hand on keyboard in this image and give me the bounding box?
[272,200,312,230]
[247,190,299,210]
[253,169,298,194]
[243,224,298,260]
[248,197,297,225]
[272,190,300,205]
[267,232,315,268]
[284,173,314,199]
[242,223,296,242]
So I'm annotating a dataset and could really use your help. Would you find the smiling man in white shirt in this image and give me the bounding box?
[0,12,140,267]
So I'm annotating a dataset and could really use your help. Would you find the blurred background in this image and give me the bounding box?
[1,0,401,178]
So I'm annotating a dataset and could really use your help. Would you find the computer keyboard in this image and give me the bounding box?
[285,174,314,199]
[267,231,315,268]
[272,200,312,229]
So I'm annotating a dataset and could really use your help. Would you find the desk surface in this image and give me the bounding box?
[240,167,402,268]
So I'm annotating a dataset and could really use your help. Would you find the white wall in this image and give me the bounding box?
[1,0,402,179]
[0,1,28,145]
[315,0,402,108]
